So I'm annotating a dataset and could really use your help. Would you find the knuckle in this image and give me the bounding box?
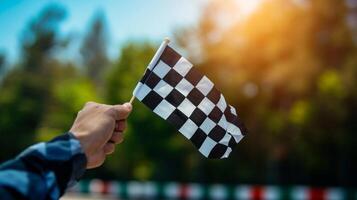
[108,107,118,118]
[85,101,94,106]
[85,101,99,109]
[104,106,114,114]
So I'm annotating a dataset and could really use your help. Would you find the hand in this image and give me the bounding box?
[70,101,132,169]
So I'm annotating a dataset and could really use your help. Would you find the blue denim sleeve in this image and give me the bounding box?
[0,133,87,200]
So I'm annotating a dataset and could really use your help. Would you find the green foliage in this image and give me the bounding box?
[181,0,357,185]
[37,73,99,142]
[318,70,346,98]
[0,4,67,160]
[106,42,156,103]
[0,70,46,160]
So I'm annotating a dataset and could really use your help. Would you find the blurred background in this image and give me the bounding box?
[1,0,357,199]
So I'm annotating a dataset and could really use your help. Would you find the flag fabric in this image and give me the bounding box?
[133,44,246,159]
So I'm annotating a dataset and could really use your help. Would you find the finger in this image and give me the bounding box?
[103,142,115,155]
[111,103,132,120]
[109,131,124,144]
[86,151,106,169]
[115,120,127,132]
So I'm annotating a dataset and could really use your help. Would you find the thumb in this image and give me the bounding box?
[112,103,132,120]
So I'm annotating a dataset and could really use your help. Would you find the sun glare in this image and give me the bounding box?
[234,0,263,17]
[208,0,264,36]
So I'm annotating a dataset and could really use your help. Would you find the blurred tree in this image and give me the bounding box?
[36,64,99,142]
[0,53,5,80]
[0,53,5,74]
[80,11,109,86]
[0,4,67,161]
[176,0,357,185]
[21,4,67,74]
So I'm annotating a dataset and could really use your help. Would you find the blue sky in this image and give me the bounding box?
[0,0,206,62]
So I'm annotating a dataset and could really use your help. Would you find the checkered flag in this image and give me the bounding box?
[133,40,246,158]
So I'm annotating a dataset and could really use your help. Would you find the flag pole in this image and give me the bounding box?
[129,37,171,105]
[129,95,135,105]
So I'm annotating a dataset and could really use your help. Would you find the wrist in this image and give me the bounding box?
[68,131,90,160]
[66,132,88,187]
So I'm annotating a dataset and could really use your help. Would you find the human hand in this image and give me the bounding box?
[70,102,132,169]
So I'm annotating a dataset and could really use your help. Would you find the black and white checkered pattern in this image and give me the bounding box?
[133,45,246,158]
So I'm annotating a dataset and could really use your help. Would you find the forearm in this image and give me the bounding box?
[0,133,87,200]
